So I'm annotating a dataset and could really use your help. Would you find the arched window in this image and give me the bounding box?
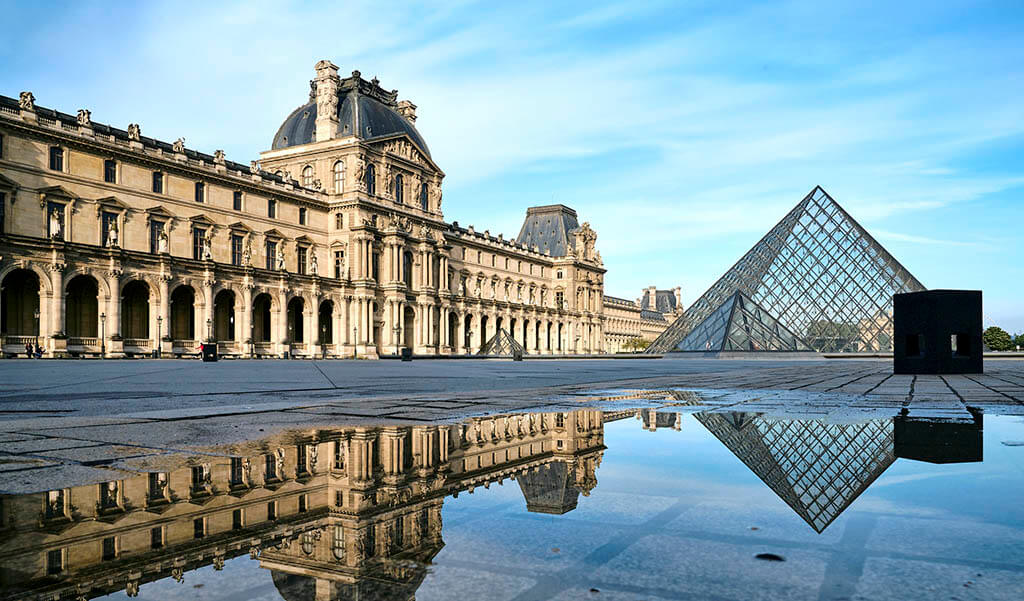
[395,174,404,204]
[333,161,344,194]
[366,163,376,196]
[420,183,429,211]
[301,165,314,187]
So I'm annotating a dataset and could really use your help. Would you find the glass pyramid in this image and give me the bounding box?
[648,187,925,353]
[695,412,895,532]
[477,328,526,356]
[675,290,812,352]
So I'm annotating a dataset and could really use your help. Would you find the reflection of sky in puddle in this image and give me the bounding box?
[4,407,1022,601]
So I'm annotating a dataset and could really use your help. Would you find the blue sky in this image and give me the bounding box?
[3,0,1022,332]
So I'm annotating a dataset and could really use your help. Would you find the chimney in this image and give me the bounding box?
[314,60,340,142]
[397,100,417,122]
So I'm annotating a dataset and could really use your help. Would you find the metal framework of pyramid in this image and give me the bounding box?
[477,328,525,356]
[695,412,895,532]
[675,290,813,352]
[648,187,925,353]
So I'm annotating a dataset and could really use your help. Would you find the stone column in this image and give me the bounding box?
[242,284,253,357]
[341,295,350,347]
[49,264,65,336]
[304,297,314,353]
[107,273,121,338]
[159,275,171,352]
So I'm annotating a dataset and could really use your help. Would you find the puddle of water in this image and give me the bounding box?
[1,400,1022,600]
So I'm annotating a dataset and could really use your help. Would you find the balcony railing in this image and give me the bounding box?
[123,338,152,350]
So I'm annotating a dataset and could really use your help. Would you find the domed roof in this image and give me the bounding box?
[272,73,430,157]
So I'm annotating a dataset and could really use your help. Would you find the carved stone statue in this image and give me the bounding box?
[127,123,141,141]
[355,157,366,190]
[213,149,225,164]
[275,448,285,475]
[419,224,430,239]
[308,445,319,472]
[276,242,286,271]
[384,164,394,197]
[48,208,62,239]
[76,109,91,126]
[309,252,318,276]
[172,138,185,153]
[158,225,169,253]
[202,230,213,261]
[242,237,252,267]
[19,91,34,111]
[458,277,465,296]
[250,160,260,174]
[107,220,119,248]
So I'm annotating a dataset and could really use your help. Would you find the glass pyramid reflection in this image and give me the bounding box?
[675,290,812,352]
[695,412,895,532]
[648,187,925,353]
[477,328,525,356]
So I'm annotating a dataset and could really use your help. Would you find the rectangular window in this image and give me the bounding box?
[101,212,117,247]
[47,549,63,575]
[297,444,308,475]
[335,213,343,230]
[148,472,167,501]
[103,159,117,183]
[335,490,344,508]
[231,234,243,266]
[233,508,244,530]
[265,453,277,480]
[268,198,277,219]
[49,146,63,171]
[334,251,344,279]
[150,221,164,254]
[371,252,380,281]
[102,536,117,561]
[299,207,307,225]
[297,246,307,275]
[267,501,277,521]
[298,494,307,513]
[152,171,164,193]
[45,490,65,519]
[230,457,244,485]
[265,240,277,271]
[233,190,243,211]
[0,192,6,234]
[193,228,206,260]
[334,441,345,470]
[193,517,205,539]
[555,291,564,308]
[194,181,205,203]
[150,527,164,549]
[0,132,4,158]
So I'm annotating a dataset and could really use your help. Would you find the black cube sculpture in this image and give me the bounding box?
[893,290,982,374]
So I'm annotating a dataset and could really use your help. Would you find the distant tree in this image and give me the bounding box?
[1014,332,1024,351]
[983,326,1013,351]
[623,337,650,352]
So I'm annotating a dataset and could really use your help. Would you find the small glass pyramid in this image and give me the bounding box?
[477,329,526,356]
[675,290,812,352]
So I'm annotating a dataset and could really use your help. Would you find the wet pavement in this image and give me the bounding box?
[1,359,1023,600]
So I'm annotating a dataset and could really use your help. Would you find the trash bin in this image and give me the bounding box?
[513,349,523,362]
[201,343,218,362]
[400,348,413,362]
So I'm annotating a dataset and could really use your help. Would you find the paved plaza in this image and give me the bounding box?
[2,357,1023,495]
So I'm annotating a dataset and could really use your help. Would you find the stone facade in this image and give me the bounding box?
[0,409,606,600]
[0,60,607,358]
[602,286,682,352]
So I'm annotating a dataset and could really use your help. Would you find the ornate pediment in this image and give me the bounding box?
[38,185,77,207]
[374,135,440,172]
[263,228,285,239]
[294,234,315,245]
[188,213,216,227]
[145,205,175,219]
[95,196,130,213]
[227,221,253,233]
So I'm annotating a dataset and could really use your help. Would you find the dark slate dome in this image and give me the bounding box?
[272,79,430,157]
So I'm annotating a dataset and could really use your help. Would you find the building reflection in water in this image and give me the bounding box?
[641,402,983,533]
[0,400,984,600]
[0,409,610,601]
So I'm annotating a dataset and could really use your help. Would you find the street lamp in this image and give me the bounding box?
[250,319,255,358]
[352,325,358,359]
[206,318,213,343]
[100,312,106,358]
[393,324,401,355]
[320,323,327,360]
[33,308,40,349]
[156,315,163,359]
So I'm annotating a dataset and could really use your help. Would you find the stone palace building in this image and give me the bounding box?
[0,59,678,358]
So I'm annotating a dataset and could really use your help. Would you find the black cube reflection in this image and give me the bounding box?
[893,290,983,374]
